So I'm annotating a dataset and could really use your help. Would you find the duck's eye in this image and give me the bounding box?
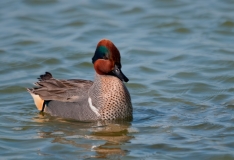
[115,68,119,72]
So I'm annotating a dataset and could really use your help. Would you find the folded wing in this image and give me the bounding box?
[27,72,93,102]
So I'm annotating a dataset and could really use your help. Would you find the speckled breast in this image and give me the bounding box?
[89,74,133,120]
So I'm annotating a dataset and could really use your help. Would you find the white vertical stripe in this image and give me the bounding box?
[88,97,100,117]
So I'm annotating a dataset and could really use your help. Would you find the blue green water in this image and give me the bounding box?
[1,0,234,159]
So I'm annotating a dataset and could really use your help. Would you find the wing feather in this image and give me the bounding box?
[27,72,93,102]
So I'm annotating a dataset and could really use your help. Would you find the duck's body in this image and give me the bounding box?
[27,39,132,121]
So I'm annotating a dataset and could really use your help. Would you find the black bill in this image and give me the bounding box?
[111,65,129,82]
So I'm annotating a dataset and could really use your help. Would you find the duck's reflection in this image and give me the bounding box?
[34,114,133,159]
[89,121,133,158]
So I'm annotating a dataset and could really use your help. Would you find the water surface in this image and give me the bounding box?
[1,0,234,159]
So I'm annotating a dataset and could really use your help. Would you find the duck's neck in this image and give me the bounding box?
[94,73,123,85]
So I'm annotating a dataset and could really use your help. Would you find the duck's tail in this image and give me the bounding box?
[27,88,44,111]
[27,72,53,110]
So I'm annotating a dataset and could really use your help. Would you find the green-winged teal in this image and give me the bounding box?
[27,39,132,121]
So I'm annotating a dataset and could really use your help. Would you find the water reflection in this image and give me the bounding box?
[90,121,133,158]
[34,114,133,159]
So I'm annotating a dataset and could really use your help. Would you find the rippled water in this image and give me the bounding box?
[1,0,234,159]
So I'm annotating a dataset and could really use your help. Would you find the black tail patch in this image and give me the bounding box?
[38,72,53,81]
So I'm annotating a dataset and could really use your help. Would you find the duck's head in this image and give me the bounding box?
[92,39,129,82]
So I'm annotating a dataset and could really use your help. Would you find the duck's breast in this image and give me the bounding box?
[89,74,132,120]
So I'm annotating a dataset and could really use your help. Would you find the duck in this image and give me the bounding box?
[27,39,132,121]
